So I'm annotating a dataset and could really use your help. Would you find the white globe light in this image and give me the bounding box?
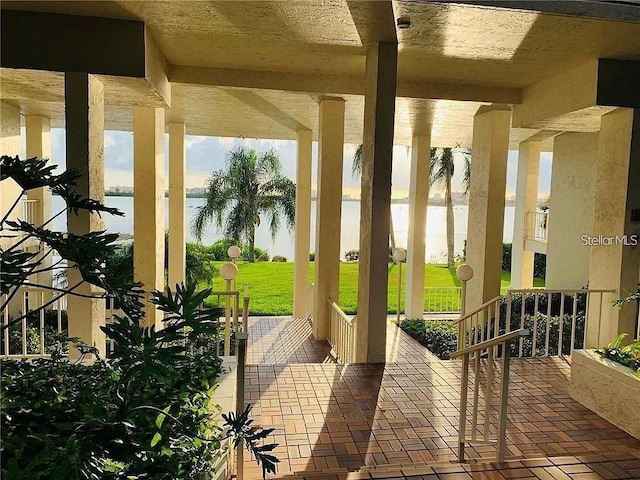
[456,264,474,282]
[220,262,238,281]
[393,249,407,263]
[227,245,241,259]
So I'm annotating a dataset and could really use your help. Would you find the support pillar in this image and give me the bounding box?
[0,102,22,248]
[313,99,345,340]
[133,107,165,329]
[510,140,540,289]
[405,135,431,318]
[465,106,511,310]
[293,129,312,318]
[356,41,398,363]
[65,73,106,358]
[546,133,598,289]
[587,108,640,347]
[25,115,54,291]
[168,123,186,290]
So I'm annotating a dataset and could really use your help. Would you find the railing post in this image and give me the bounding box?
[242,284,249,333]
[235,332,248,480]
[456,265,474,350]
[497,338,511,463]
[457,353,470,461]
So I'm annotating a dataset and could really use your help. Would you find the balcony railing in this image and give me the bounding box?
[455,288,615,356]
[327,298,356,363]
[525,211,548,240]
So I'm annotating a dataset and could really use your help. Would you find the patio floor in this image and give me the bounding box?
[242,317,640,479]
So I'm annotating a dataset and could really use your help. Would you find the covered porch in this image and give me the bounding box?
[242,316,640,479]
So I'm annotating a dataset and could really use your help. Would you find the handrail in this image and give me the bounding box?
[451,329,529,358]
[327,300,354,326]
[454,295,504,324]
[507,288,615,294]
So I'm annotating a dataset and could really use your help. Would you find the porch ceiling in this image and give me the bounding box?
[2,1,639,148]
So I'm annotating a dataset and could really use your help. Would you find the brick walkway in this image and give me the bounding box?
[242,317,640,479]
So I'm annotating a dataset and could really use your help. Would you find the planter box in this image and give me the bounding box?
[570,349,640,440]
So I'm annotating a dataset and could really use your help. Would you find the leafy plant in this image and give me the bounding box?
[271,255,287,262]
[596,333,640,377]
[399,318,458,359]
[0,155,278,479]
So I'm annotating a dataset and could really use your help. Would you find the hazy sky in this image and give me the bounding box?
[46,129,552,199]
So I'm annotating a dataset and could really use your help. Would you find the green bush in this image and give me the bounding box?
[1,286,278,478]
[272,255,287,262]
[309,252,315,261]
[597,334,640,376]
[399,319,458,360]
[502,243,546,279]
[256,251,270,262]
[344,249,359,262]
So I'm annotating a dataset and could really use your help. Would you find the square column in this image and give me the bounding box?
[168,122,186,290]
[133,107,165,328]
[587,108,640,347]
[293,129,313,318]
[405,135,431,318]
[546,133,598,289]
[0,102,22,249]
[313,98,345,340]
[510,140,540,289]
[465,106,511,310]
[25,116,54,292]
[65,73,106,358]
[356,41,398,363]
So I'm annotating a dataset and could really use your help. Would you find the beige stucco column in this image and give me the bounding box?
[25,116,54,292]
[510,140,540,289]
[313,98,345,340]
[465,105,511,310]
[168,122,186,291]
[133,107,165,329]
[64,73,106,358]
[405,135,431,318]
[546,133,598,290]
[293,129,312,318]
[587,108,640,347]
[356,41,398,363]
[0,102,22,248]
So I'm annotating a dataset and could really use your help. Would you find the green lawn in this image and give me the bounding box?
[204,262,544,316]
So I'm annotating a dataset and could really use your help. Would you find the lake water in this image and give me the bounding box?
[51,196,515,262]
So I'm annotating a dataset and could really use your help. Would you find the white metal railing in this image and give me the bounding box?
[525,211,548,240]
[455,289,615,356]
[327,298,356,363]
[424,287,461,313]
[22,199,39,224]
[452,329,529,463]
[205,291,246,357]
[1,288,67,358]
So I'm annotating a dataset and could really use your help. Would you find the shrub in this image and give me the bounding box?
[502,242,546,278]
[272,255,287,262]
[399,319,458,360]
[344,249,359,262]
[309,252,315,261]
[256,250,270,262]
[597,334,640,376]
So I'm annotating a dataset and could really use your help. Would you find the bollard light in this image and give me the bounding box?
[393,249,406,323]
[456,264,474,282]
[227,245,241,262]
[220,262,238,281]
[393,248,407,263]
[456,264,474,350]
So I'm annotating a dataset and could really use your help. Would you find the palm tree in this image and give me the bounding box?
[429,147,471,267]
[192,146,296,262]
[352,144,398,258]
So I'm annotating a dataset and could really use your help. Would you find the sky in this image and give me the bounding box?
[45,129,553,199]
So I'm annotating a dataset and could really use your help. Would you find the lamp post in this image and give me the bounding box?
[219,262,238,356]
[456,264,474,350]
[393,249,407,323]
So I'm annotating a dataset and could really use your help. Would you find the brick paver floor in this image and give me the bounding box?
[242,317,640,479]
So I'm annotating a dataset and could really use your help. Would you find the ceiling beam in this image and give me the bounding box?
[170,66,522,104]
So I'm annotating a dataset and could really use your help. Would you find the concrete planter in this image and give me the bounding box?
[209,356,238,480]
[570,349,640,440]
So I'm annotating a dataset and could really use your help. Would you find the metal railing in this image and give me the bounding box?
[455,289,615,356]
[424,287,461,313]
[206,290,250,357]
[327,298,356,363]
[1,288,67,358]
[525,211,548,240]
[452,329,529,463]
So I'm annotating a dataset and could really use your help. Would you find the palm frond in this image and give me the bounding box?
[352,144,363,180]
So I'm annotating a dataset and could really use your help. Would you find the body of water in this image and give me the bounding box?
[51,196,515,262]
